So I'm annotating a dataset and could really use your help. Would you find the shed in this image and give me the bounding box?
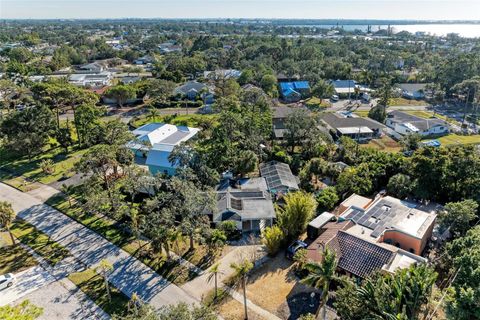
[307,212,335,239]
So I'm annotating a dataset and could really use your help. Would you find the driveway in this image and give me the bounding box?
[0,183,198,309]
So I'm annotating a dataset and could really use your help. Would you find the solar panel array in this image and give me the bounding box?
[343,204,397,238]
[260,162,298,191]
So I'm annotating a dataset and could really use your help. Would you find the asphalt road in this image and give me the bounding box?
[0,182,198,309]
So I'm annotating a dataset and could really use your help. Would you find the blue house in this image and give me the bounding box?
[127,123,200,176]
[279,81,310,102]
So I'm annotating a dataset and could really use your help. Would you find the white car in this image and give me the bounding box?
[0,273,14,290]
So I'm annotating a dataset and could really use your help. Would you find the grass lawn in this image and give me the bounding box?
[353,110,370,117]
[436,134,480,146]
[360,135,402,153]
[46,192,197,285]
[131,113,218,128]
[305,97,331,110]
[0,242,38,274]
[11,219,70,266]
[0,146,87,185]
[68,268,130,316]
[390,97,427,106]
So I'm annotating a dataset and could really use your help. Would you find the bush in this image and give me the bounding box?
[219,221,241,240]
[39,159,55,174]
[261,225,284,257]
[316,186,339,212]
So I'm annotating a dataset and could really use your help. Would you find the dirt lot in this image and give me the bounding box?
[217,295,266,320]
[243,254,321,319]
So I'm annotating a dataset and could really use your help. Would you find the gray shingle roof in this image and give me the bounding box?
[387,110,447,131]
[321,113,386,131]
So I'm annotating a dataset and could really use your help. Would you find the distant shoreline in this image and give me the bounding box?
[1,18,480,25]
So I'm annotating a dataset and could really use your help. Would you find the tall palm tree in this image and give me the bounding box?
[0,201,16,245]
[96,259,114,302]
[207,262,223,300]
[301,247,338,320]
[230,259,253,320]
[60,184,75,208]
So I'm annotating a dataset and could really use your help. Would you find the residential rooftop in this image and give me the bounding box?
[340,196,437,240]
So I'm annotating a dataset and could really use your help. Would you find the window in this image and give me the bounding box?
[409,248,415,254]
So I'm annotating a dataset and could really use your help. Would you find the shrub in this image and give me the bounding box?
[219,221,241,240]
[39,159,55,174]
[261,225,284,257]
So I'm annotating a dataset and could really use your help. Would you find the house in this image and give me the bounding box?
[77,62,105,73]
[340,195,437,255]
[279,81,310,103]
[306,223,427,278]
[126,123,200,176]
[385,110,449,136]
[204,69,242,80]
[174,81,213,102]
[330,80,372,100]
[397,83,427,100]
[211,178,276,232]
[320,112,385,142]
[134,55,155,65]
[305,194,436,278]
[68,72,113,88]
[271,106,309,139]
[259,161,299,194]
[330,80,356,98]
[159,42,182,54]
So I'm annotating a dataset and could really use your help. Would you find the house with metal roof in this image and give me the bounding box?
[174,80,214,102]
[386,110,449,136]
[126,123,200,176]
[259,161,299,194]
[279,81,310,103]
[211,177,275,232]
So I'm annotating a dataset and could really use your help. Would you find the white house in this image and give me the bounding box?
[126,123,200,176]
[386,110,449,136]
[397,83,428,100]
[68,72,113,88]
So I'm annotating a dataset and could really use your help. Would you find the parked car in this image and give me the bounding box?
[330,95,339,102]
[0,273,14,290]
[285,240,307,260]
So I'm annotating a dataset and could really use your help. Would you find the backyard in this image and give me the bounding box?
[240,254,321,319]
[361,135,402,153]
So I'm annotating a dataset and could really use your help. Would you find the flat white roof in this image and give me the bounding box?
[337,126,373,135]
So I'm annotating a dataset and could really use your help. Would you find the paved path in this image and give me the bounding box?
[0,183,198,309]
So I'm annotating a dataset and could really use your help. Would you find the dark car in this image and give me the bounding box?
[285,240,307,260]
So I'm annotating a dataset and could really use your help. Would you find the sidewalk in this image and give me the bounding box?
[0,182,198,309]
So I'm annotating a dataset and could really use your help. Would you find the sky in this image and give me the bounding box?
[1,0,480,20]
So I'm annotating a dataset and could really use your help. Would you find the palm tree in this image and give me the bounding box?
[96,259,114,302]
[129,208,143,253]
[148,106,159,122]
[60,184,75,208]
[301,247,338,320]
[207,262,223,300]
[230,259,253,320]
[0,201,16,245]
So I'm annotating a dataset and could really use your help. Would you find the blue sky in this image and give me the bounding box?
[1,0,480,20]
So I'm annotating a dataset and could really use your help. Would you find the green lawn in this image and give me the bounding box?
[436,134,480,146]
[0,146,87,185]
[11,219,71,266]
[390,97,427,106]
[0,243,38,274]
[131,113,218,128]
[46,191,198,284]
[68,268,130,316]
[353,110,370,117]
[305,97,331,110]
